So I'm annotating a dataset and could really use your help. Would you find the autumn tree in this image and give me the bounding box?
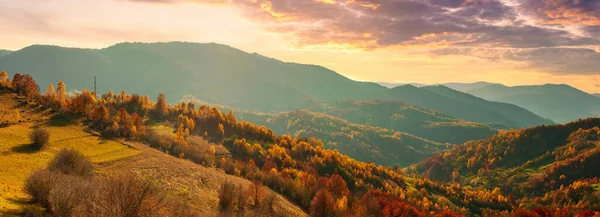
[91,105,110,129]
[12,74,38,101]
[310,189,335,217]
[327,174,350,200]
[218,123,225,138]
[11,73,22,92]
[45,84,55,97]
[0,70,9,88]
[249,180,265,207]
[152,93,168,121]
[56,81,67,109]
[382,200,423,217]
[68,89,96,116]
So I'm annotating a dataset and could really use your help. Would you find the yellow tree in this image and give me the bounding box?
[0,70,8,88]
[45,83,55,97]
[56,81,67,102]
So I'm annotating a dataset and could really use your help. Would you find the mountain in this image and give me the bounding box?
[411,118,600,210]
[593,93,600,98]
[235,109,445,166]
[0,50,11,57]
[439,81,498,92]
[379,81,498,92]
[0,43,384,111]
[466,84,600,123]
[377,82,427,88]
[385,85,553,129]
[0,42,550,129]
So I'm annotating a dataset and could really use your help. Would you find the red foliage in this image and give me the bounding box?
[382,200,423,217]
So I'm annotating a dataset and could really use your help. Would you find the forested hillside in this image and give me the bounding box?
[411,118,600,213]
[306,100,499,144]
[0,42,551,129]
[234,109,445,166]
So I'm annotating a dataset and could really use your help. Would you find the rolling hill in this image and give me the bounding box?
[0,91,306,216]
[466,84,600,123]
[305,100,499,144]
[411,118,600,210]
[385,85,553,128]
[232,109,446,166]
[0,42,551,130]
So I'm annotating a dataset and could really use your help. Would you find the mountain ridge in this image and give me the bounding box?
[466,83,600,123]
[0,41,550,129]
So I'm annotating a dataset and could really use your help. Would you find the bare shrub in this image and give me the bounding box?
[29,128,49,149]
[48,175,90,217]
[90,174,167,217]
[48,148,94,177]
[236,185,247,211]
[249,180,265,207]
[219,182,237,211]
[24,170,57,208]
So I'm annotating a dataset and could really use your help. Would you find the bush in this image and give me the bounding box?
[29,128,49,149]
[48,175,90,217]
[219,182,237,211]
[48,148,95,177]
[24,170,58,208]
[91,174,167,217]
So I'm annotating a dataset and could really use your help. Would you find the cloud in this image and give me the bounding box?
[124,0,225,4]
[121,0,599,48]
[519,0,600,26]
[120,0,600,76]
[430,47,600,75]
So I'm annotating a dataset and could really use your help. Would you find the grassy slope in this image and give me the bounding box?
[0,93,306,216]
[0,93,140,213]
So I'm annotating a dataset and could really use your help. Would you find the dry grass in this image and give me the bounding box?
[98,141,307,217]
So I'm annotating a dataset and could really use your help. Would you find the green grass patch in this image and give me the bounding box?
[151,124,175,136]
[0,123,140,213]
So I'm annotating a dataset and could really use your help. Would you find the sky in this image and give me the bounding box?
[0,0,599,93]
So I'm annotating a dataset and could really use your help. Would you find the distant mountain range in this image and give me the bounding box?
[464,84,600,123]
[594,93,600,98]
[378,82,426,88]
[0,42,550,130]
[378,81,495,92]
[381,81,600,123]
